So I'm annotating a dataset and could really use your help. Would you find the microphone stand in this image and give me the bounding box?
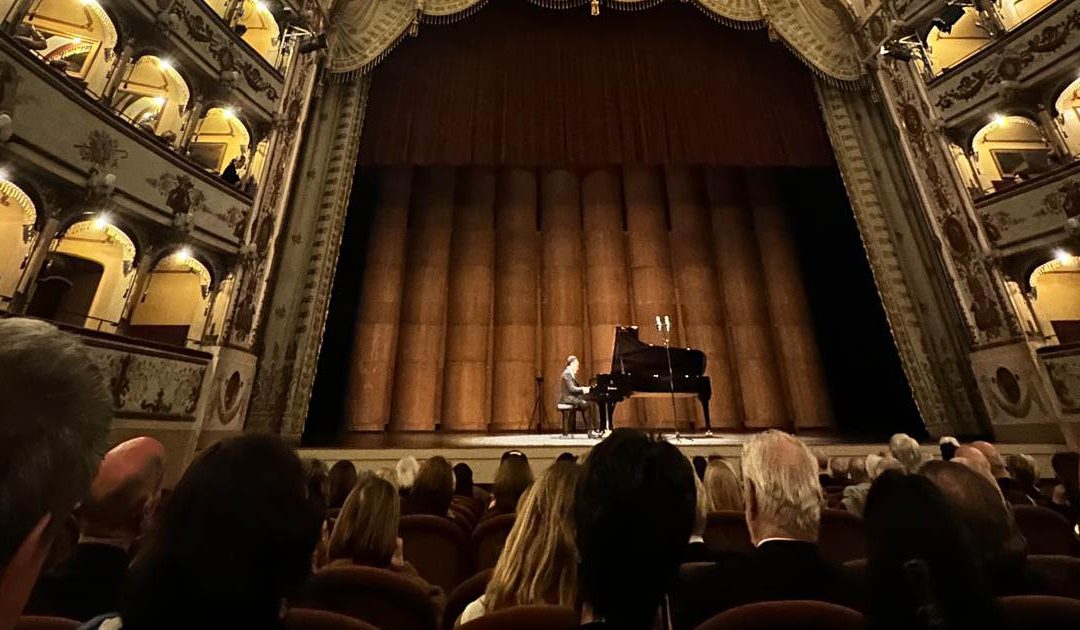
[658,316,690,441]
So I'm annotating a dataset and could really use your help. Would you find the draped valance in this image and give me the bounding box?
[325,0,865,86]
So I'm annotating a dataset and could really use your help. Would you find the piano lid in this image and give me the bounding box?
[609,326,706,376]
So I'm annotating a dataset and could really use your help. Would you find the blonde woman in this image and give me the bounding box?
[325,476,445,615]
[703,458,743,511]
[457,462,580,626]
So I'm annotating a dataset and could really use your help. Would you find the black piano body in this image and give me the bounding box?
[588,326,712,431]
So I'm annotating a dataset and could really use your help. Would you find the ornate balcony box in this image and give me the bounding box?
[1038,341,1080,415]
[927,0,1080,126]
[0,34,250,251]
[975,160,1079,254]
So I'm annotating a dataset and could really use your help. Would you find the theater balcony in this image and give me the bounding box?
[1038,341,1080,418]
[973,158,1080,256]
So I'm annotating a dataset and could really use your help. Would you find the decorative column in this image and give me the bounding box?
[1036,105,1073,160]
[101,41,136,105]
[624,166,687,429]
[390,167,454,431]
[176,96,205,151]
[11,211,61,312]
[582,168,640,427]
[541,169,586,430]
[665,166,740,430]
[345,167,411,431]
[706,168,788,429]
[746,170,833,431]
[441,168,495,431]
[491,169,539,431]
[117,244,161,332]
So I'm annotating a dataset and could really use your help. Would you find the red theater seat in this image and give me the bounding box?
[457,605,577,629]
[294,566,438,630]
[1013,506,1080,556]
[703,511,753,554]
[444,569,494,630]
[14,618,79,630]
[1027,554,1080,599]
[283,608,379,630]
[399,514,470,592]
[695,600,864,629]
[998,595,1080,629]
[471,513,516,571]
[819,509,866,564]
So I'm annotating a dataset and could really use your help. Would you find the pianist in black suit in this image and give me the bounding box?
[559,356,596,435]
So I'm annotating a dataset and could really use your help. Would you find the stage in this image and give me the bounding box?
[298,432,1068,483]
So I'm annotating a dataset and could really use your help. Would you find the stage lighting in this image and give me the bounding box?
[93,214,110,230]
[932,4,966,34]
[176,247,192,262]
[1055,248,1074,264]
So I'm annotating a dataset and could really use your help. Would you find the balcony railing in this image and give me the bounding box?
[1037,341,1080,414]
[974,159,1080,253]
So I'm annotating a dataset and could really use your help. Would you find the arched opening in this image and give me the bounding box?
[924,7,993,75]
[232,0,281,65]
[20,0,119,96]
[1030,252,1080,345]
[0,179,38,307]
[999,0,1056,29]
[27,216,136,332]
[203,0,230,19]
[971,115,1054,193]
[188,107,252,184]
[1054,77,1080,157]
[128,249,213,347]
[114,55,190,143]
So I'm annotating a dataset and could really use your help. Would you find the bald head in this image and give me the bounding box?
[80,437,166,541]
[953,445,993,480]
[971,441,1008,479]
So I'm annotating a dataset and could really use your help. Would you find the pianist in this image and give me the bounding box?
[559,356,596,436]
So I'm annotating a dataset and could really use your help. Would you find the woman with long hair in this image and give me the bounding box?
[458,462,580,625]
[703,458,743,512]
[407,456,455,517]
[484,454,534,519]
[325,476,445,613]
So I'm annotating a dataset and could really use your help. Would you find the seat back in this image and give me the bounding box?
[283,608,379,630]
[819,509,866,564]
[471,513,516,571]
[399,514,469,592]
[1027,554,1080,599]
[14,617,79,630]
[458,605,577,629]
[294,566,438,630]
[444,569,494,630]
[998,595,1080,630]
[1013,506,1080,556]
[696,600,864,630]
[703,511,753,553]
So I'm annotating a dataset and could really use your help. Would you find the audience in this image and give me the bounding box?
[406,456,454,518]
[459,461,580,625]
[953,444,995,481]
[939,436,960,461]
[675,430,858,628]
[327,460,358,512]
[703,458,743,512]
[692,455,707,481]
[0,318,112,629]
[972,441,1032,506]
[685,475,712,563]
[921,460,1032,597]
[1006,453,1049,508]
[85,434,321,629]
[305,459,330,516]
[843,453,902,516]
[863,470,999,630]
[396,456,420,496]
[486,454,534,519]
[452,462,490,506]
[325,476,445,615]
[830,456,851,485]
[888,432,925,474]
[26,437,165,621]
[1050,451,1079,524]
[577,429,696,629]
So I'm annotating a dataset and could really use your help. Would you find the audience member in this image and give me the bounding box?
[921,460,1032,597]
[325,476,445,615]
[939,436,959,461]
[675,431,857,628]
[0,318,111,629]
[863,470,999,630]
[395,456,419,496]
[692,455,707,481]
[1006,453,1049,507]
[85,434,321,629]
[305,459,329,516]
[406,456,454,517]
[684,475,712,563]
[816,451,833,487]
[830,457,851,485]
[889,433,925,474]
[577,430,695,628]
[26,438,165,621]
[849,456,868,484]
[557,452,578,464]
[485,454,534,519]
[452,462,490,506]
[459,461,580,625]
[1050,451,1079,524]
[953,445,995,482]
[843,454,902,516]
[327,460,357,512]
[972,442,1031,506]
[703,458,743,511]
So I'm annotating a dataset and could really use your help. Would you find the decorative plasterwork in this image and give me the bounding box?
[1040,344,1080,414]
[878,57,1021,345]
[976,161,1079,252]
[928,0,1080,123]
[324,0,864,85]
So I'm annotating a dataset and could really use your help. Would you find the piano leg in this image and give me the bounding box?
[698,393,713,435]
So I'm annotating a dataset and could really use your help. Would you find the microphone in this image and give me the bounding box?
[655,315,663,332]
[664,315,671,332]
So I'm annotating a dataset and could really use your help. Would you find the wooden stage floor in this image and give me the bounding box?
[298,431,1066,483]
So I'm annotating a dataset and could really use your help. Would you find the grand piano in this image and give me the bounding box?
[588,326,712,432]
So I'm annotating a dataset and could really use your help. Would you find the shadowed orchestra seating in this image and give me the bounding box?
[14,617,78,630]
[293,566,438,630]
[1026,555,1080,599]
[703,511,754,554]
[1012,506,1080,556]
[471,513,516,571]
[457,604,578,630]
[998,595,1080,629]
[444,569,494,630]
[818,509,866,564]
[283,608,380,630]
[399,514,470,592]
[694,600,865,630]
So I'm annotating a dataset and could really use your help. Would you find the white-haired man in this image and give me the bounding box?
[889,432,925,474]
[674,430,858,628]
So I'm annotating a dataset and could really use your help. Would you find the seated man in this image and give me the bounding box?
[673,430,859,629]
[26,437,166,621]
[0,318,112,628]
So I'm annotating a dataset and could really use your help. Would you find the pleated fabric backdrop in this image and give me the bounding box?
[345,165,832,432]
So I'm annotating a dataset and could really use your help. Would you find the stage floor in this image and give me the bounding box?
[298,431,1067,483]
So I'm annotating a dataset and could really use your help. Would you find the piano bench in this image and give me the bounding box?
[556,404,585,436]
